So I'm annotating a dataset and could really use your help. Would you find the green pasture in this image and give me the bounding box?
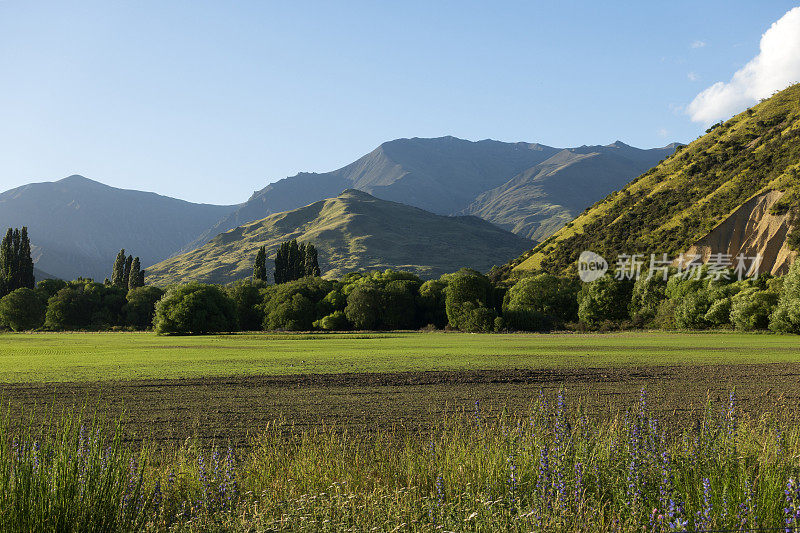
[0,331,798,383]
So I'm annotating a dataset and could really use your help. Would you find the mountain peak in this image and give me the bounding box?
[58,175,96,184]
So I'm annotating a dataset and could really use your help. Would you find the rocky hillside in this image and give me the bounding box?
[509,83,800,278]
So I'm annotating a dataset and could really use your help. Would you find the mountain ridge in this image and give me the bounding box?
[147,189,534,285]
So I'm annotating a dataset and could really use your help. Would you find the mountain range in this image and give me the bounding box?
[0,136,678,282]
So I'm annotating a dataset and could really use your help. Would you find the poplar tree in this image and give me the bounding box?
[128,257,144,290]
[112,249,127,288]
[122,255,133,288]
[253,246,267,282]
[0,227,35,297]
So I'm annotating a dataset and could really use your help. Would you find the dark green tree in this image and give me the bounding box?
[128,257,144,290]
[112,249,127,288]
[0,288,45,331]
[153,283,238,335]
[18,227,35,290]
[0,227,35,297]
[123,286,165,330]
[122,255,133,289]
[305,243,321,277]
[253,246,267,282]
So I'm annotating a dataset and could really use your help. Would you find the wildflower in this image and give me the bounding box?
[696,478,711,531]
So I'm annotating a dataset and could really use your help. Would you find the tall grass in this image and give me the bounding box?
[1,392,799,531]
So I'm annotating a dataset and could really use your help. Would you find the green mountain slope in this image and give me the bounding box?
[461,142,678,241]
[510,83,800,276]
[147,189,534,285]
[0,176,237,281]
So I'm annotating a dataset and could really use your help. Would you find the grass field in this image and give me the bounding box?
[2,330,800,447]
[1,330,800,383]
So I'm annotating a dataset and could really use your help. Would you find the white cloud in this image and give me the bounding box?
[657,128,669,138]
[691,40,706,49]
[687,72,699,82]
[687,7,800,124]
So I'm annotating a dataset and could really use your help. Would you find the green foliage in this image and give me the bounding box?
[382,279,420,330]
[770,260,800,332]
[730,288,778,331]
[124,286,165,330]
[274,240,320,284]
[227,281,265,331]
[577,275,633,327]
[153,283,237,335]
[127,257,144,290]
[261,277,334,331]
[418,280,448,328]
[44,281,127,331]
[111,249,127,288]
[0,288,45,331]
[344,283,383,330]
[313,310,350,331]
[703,297,732,326]
[35,278,67,302]
[629,273,668,324]
[0,227,35,297]
[504,273,579,330]
[252,246,267,282]
[444,269,496,332]
[673,290,713,329]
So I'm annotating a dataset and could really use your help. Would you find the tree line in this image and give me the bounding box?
[4,230,800,336]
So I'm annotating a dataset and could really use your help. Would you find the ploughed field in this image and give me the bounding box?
[1,331,799,446]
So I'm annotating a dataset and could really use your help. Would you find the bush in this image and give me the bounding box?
[261,277,335,331]
[314,310,350,331]
[503,274,579,330]
[344,283,383,330]
[44,281,127,330]
[445,269,496,331]
[703,297,732,326]
[577,275,633,327]
[731,288,778,331]
[382,279,420,330]
[673,290,712,329]
[124,286,165,330]
[153,283,237,334]
[0,288,45,331]
[418,280,447,329]
[629,274,667,324]
[227,282,265,331]
[770,261,800,333]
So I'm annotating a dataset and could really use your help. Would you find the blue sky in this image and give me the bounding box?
[1,1,798,204]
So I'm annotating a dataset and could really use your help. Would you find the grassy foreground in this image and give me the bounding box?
[1,331,800,383]
[1,391,798,531]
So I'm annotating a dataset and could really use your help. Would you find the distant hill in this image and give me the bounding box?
[461,142,679,241]
[0,175,237,280]
[509,83,800,277]
[185,136,676,251]
[147,189,534,285]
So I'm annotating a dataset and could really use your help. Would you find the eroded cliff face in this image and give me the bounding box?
[685,190,797,275]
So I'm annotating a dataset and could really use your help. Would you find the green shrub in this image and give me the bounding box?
[0,288,45,331]
[770,261,800,333]
[577,275,633,327]
[504,274,579,330]
[344,283,383,330]
[153,283,237,334]
[314,310,350,331]
[730,288,778,331]
[444,269,496,331]
[124,286,165,330]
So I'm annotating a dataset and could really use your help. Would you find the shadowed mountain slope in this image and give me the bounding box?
[0,175,237,280]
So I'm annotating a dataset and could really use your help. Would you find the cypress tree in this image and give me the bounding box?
[253,246,267,282]
[122,255,133,289]
[273,242,286,284]
[18,227,35,289]
[112,249,126,287]
[128,257,143,290]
